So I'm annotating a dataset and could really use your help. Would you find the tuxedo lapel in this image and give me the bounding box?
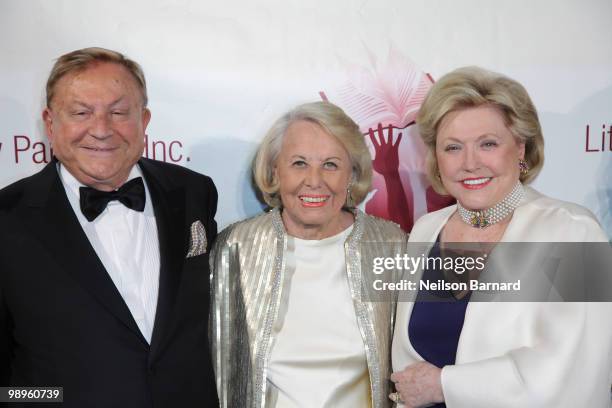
[139,159,187,358]
[18,162,147,344]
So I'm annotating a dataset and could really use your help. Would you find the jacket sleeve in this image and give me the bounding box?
[203,175,218,247]
[0,219,13,385]
[208,226,234,408]
[440,302,612,407]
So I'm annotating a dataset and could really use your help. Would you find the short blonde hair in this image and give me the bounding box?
[417,66,545,194]
[46,47,148,108]
[253,101,372,208]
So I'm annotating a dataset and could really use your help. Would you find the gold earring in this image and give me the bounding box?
[346,184,354,208]
[519,159,529,175]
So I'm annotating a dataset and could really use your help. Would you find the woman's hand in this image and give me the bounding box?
[390,361,444,407]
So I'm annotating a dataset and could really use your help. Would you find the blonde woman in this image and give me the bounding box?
[390,67,611,408]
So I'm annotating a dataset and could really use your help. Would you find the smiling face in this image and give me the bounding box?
[43,62,151,191]
[436,105,525,210]
[275,120,354,239]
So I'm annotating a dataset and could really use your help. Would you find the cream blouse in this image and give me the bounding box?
[266,225,371,407]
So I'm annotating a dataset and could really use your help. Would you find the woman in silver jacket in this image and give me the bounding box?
[211,101,406,408]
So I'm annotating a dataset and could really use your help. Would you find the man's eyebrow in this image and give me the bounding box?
[70,100,93,109]
[109,96,126,107]
[68,97,127,109]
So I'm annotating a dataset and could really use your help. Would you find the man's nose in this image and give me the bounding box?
[89,113,113,139]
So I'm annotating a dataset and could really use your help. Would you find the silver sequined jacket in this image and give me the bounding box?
[210,208,407,408]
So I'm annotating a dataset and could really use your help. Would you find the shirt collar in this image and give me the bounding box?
[58,162,144,199]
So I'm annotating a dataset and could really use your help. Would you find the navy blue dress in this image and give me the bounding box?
[407,238,470,408]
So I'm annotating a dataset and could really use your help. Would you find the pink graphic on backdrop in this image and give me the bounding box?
[321,47,454,232]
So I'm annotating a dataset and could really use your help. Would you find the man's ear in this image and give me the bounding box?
[142,108,151,130]
[42,108,55,144]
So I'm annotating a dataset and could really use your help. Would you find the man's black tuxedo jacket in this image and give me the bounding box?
[0,158,219,407]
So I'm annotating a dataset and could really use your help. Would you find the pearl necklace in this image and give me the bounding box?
[457,182,524,228]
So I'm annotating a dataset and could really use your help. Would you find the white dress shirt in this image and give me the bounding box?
[267,225,371,407]
[59,164,160,344]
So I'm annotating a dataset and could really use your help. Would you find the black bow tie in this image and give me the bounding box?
[79,177,146,222]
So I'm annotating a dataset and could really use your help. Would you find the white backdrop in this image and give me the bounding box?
[1,0,610,237]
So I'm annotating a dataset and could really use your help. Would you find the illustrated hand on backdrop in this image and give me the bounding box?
[368,123,412,232]
[369,123,402,176]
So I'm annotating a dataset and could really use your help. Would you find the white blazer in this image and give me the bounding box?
[392,186,612,407]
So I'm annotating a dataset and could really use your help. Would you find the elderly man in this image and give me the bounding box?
[0,48,219,407]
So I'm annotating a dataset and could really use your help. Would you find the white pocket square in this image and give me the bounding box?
[186,220,207,258]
